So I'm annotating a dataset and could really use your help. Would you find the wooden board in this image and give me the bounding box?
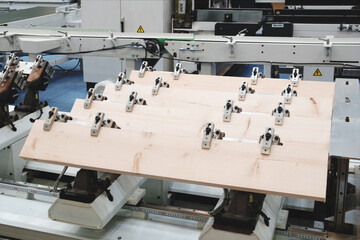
[129,71,335,98]
[20,71,336,201]
[102,84,334,120]
[70,99,332,146]
[20,120,328,201]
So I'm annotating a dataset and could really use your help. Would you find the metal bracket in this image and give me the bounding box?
[259,127,282,155]
[272,102,290,125]
[33,55,47,70]
[202,123,225,149]
[152,77,162,95]
[250,67,263,85]
[223,99,241,122]
[84,88,108,109]
[138,61,149,78]
[43,107,59,131]
[174,63,182,80]
[102,118,121,129]
[126,91,137,112]
[290,68,302,87]
[0,54,20,81]
[238,81,255,101]
[84,88,95,109]
[43,107,73,131]
[91,112,105,136]
[152,77,169,95]
[57,113,72,123]
[0,66,15,81]
[5,53,20,66]
[281,84,297,104]
[320,36,333,59]
[126,91,147,112]
[223,36,235,58]
[115,72,134,91]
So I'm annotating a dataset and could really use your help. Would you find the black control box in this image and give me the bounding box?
[262,22,293,37]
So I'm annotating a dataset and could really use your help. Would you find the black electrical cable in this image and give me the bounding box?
[54,59,81,72]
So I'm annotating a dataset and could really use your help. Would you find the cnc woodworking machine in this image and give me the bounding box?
[0,1,359,239]
[0,62,359,239]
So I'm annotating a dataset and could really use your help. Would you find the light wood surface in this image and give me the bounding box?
[70,99,332,146]
[20,71,335,201]
[129,71,335,98]
[103,84,334,120]
[21,120,328,201]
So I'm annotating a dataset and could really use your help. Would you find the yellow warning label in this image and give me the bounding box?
[313,68,322,76]
[137,25,144,33]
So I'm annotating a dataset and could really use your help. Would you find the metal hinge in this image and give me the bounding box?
[126,91,147,112]
[202,122,225,149]
[138,61,153,78]
[152,77,169,95]
[259,127,282,155]
[115,72,134,91]
[272,102,290,125]
[223,99,241,122]
[250,67,263,85]
[281,84,297,104]
[290,68,302,87]
[90,112,120,137]
[174,62,183,80]
[43,107,72,131]
[238,81,255,101]
[84,88,108,109]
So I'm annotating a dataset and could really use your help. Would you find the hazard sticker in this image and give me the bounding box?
[137,25,144,33]
[313,68,322,76]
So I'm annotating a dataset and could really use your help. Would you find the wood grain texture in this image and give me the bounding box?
[27,66,44,83]
[20,71,335,201]
[103,84,333,120]
[70,99,331,147]
[20,120,328,201]
[129,71,335,98]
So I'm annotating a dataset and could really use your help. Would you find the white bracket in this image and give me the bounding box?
[290,68,302,87]
[201,123,225,149]
[250,67,263,85]
[115,72,134,91]
[43,107,59,131]
[281,84,297,104]
[272,102,290,125]
[138,61,149,78]
[174,63,182,80]
[126,91,147,112]
[126,91,137,112]
[5,53,20,66]
[223,99,241,122]
[91,112,105,136]
[152,77,169,95]
[238,81,255,101]
[224,37,235,58]
[259,127,282,155]
[152,77,162,95]
[321,36,333,59]
[33,55,46,70]
[84,88,95,109]
[84,88,108,109]
[0,65,15,81]
[43,107,73,131]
